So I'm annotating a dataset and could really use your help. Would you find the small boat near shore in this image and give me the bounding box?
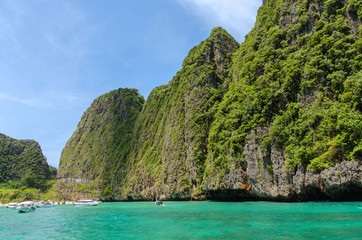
[37,202,53,208]
[17,201,36,213]
[74,200,100,206]
[7,202,18,209]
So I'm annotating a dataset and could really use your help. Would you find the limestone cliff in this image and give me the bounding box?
[201,0,362,201]
[56,0,362,201]
[121,27,240,200]
[55,88,144,200]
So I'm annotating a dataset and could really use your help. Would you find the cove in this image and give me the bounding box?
[1,201,361,239]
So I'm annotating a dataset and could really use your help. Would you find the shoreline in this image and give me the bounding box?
[0,201,75,206]
[2,200,361,206]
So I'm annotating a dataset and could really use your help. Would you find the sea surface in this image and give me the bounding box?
[0,201,361,239]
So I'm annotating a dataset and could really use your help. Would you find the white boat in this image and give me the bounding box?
[73,200,100,206]
[6,202,18,209]
[16,201,36,213]
[37,202,53,208]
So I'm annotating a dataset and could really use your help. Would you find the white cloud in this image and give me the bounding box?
[0,93,52,107]
[177,0,262,40]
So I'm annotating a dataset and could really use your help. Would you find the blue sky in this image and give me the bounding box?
[0,0,261,168]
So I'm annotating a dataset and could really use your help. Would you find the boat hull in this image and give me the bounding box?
[17,206,36,213]
[37,204,53,208]
[74,203,99,206]
[73,200,100,206]
[7,203,18,209]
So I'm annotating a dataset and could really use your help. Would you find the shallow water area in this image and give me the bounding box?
[0,201,361,239]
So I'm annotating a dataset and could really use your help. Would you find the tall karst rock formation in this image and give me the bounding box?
[122,28,240,200]
[56,0,361,201]
[201,0,362,200]
[55,88,144,199]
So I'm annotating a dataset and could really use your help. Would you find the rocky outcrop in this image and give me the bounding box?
[203,129,362,201]
[294,160,362,201]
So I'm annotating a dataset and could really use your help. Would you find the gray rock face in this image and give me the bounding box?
[204,129,362,201]
[294,160,362,201]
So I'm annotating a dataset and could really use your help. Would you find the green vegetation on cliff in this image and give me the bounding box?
[205,0,362,184]
[56,0,361,201]
[56,88,144,199]
[0,134,57,202]
[0,134,55,183]
[121,27,240,199]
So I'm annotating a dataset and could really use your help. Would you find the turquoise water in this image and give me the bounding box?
[0,201,361,239]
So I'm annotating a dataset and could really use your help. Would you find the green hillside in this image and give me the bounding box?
[0,134,54,182]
